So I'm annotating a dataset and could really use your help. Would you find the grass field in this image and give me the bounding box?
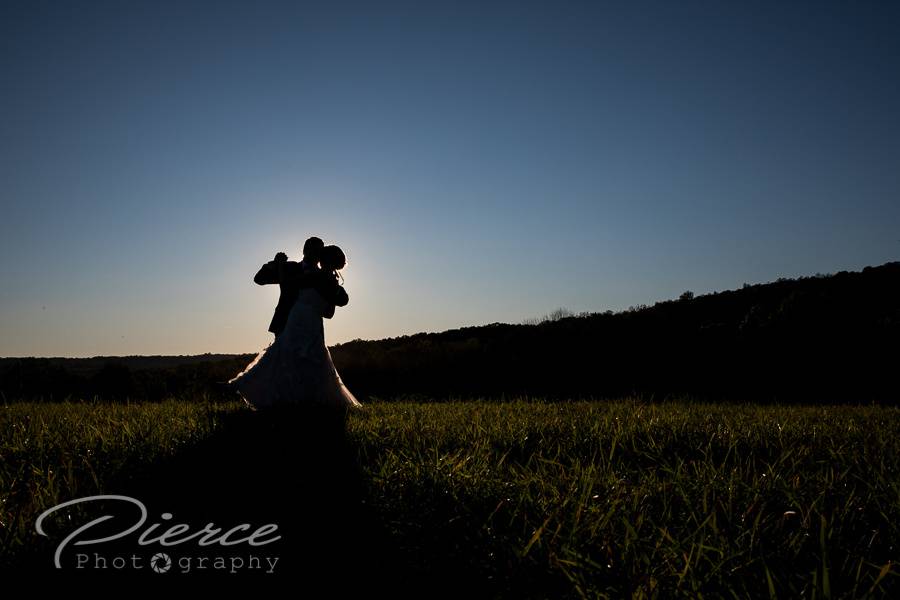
[0,399,235,556]
[2,398,899,597]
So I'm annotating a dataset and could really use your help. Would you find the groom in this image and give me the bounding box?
[254,236,348,337]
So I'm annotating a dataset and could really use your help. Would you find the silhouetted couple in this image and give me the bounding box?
[228,237,361,411]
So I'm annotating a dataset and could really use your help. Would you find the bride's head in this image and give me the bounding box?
[320,245,346,273]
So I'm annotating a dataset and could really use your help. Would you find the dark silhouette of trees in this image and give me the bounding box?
[329,261,900,403]
[1,261,898,404]
[0,355,254,402]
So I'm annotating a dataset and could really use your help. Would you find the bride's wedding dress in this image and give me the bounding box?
[229,287,361,410]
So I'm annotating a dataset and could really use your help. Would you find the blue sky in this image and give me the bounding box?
[1,1,898,357]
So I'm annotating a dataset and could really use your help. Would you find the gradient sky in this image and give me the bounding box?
[1,0,898,357]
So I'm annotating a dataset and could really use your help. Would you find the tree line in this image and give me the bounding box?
[2,261,898,404]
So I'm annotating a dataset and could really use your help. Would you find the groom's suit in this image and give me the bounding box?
[254,258,349,337]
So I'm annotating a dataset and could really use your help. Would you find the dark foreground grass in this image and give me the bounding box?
[348,400,900,598]
[0,399,237,558]
[2,398,899,597]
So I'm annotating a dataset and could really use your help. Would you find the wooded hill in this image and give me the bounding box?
[3,261,897,403]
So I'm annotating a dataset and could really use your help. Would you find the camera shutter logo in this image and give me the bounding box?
[150,552,172,573]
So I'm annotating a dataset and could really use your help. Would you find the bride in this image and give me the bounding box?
[229,245,361,411]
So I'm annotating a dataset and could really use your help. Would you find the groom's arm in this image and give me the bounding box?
[253,262,279,285]
[253,252,288,285]
[333,285,349,308]
[321,285,349,319]
[313,275,347,307]
[278,269,347,317]
[294,272,348,319]
[322,283,348,319]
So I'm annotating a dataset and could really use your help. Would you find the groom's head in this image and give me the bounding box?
[302,237,325,262]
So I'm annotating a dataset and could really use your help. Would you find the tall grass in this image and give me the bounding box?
[0,399,241,562]
[1,397,898,597]
[348,399,900,598]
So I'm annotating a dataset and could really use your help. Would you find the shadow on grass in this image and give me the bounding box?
[13,405,397,592]
[14,404,515,596]
[120,404,401,591]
